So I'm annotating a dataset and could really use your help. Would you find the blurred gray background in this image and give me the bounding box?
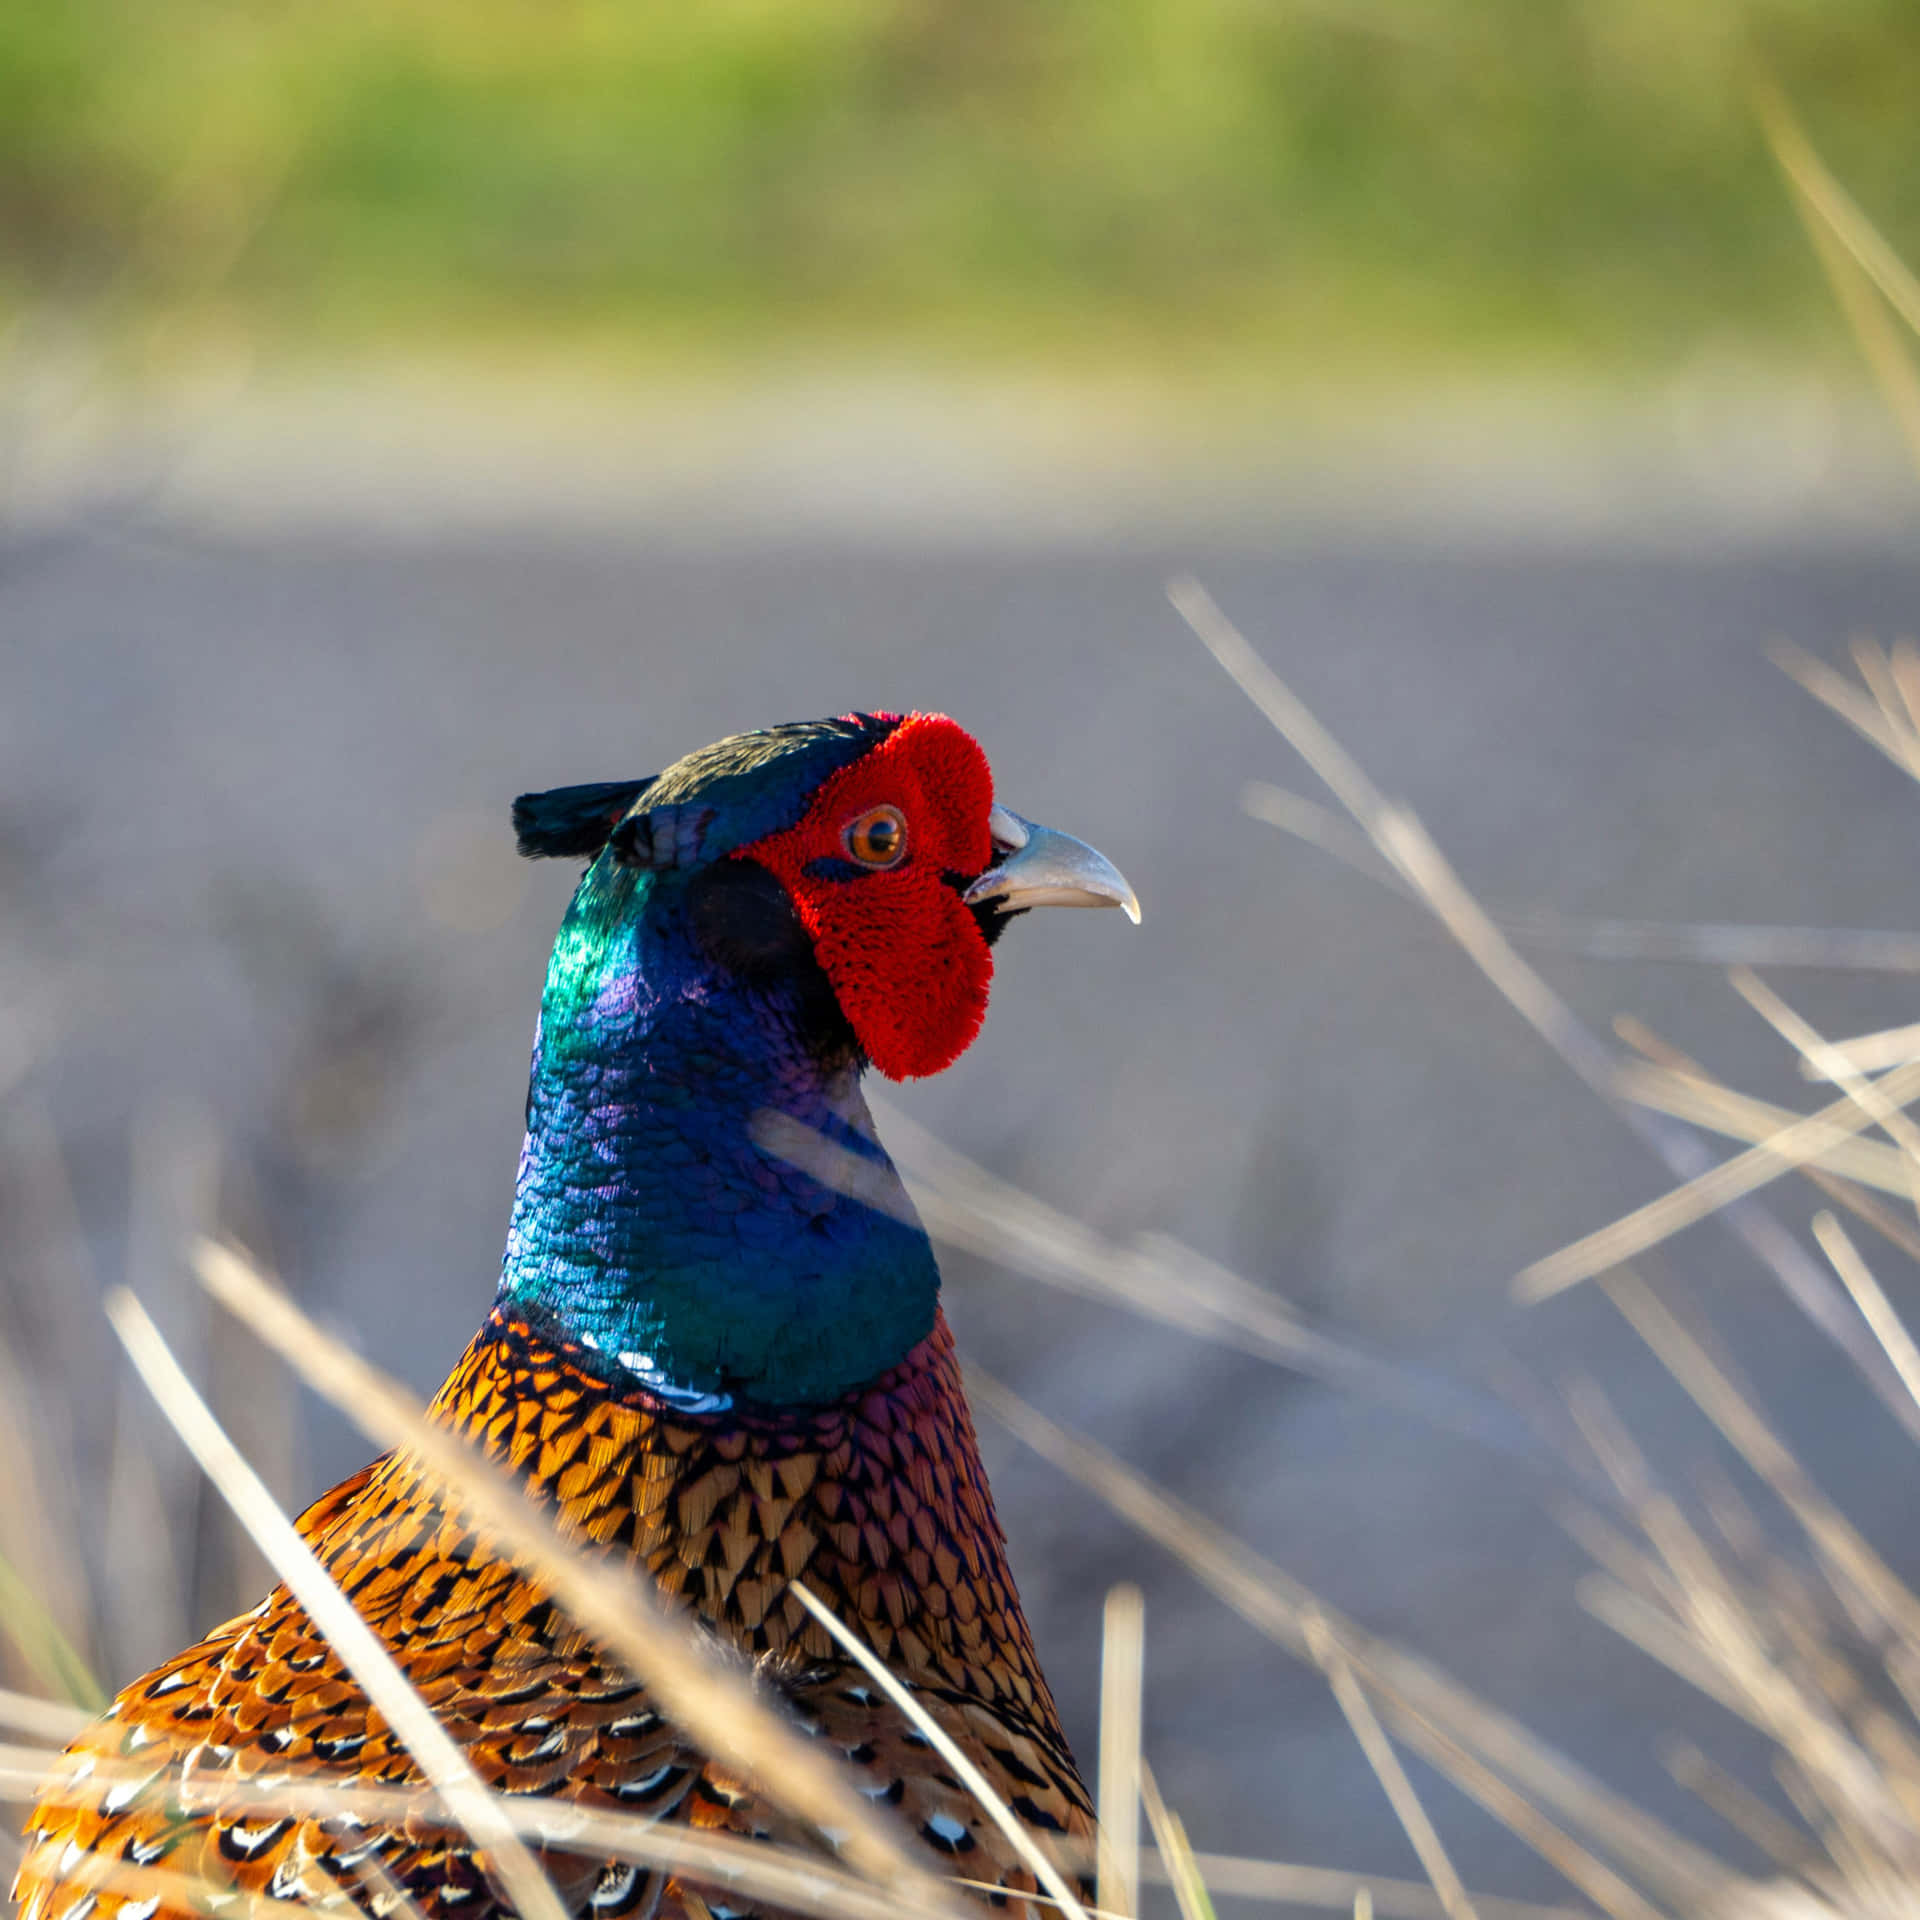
[22,5,1920,1911]
[8,500,1920,1909]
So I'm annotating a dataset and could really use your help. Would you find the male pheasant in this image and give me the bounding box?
[15,713,1139,1920]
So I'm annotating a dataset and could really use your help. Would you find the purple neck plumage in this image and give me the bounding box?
[496,855,942,1411]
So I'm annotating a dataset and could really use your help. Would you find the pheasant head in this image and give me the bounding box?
[502,712,1137,1408]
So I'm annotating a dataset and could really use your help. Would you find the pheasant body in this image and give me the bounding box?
[16,711,1137,1919]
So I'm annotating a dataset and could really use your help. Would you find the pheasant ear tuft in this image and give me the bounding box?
[608,804,714,871]
[512,779,654,860]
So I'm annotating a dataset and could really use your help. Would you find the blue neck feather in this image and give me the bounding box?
[496,854,940,1409]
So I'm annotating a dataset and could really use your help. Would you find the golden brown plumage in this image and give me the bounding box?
[15,1309,1093,1920]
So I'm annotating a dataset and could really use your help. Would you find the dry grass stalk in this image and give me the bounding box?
[1556,1389,1899,1846]
[1246,780,1920,976]
[948,1866,1581,1920]
[191,1240,950,1911]
[0,1553,93,1723]
[1575,1575,1751,1721]
[1807,193,1920,486]
[1138,1762,1216,1920]
[866,1099,1320,1368]
[786,1581,1090,1920]
[1597,1272,1920,1658]
[0,1332,102,1711]
[1609,1015,1720,1087]
[0,1743,965,1920]
[1242,782,1411,896]
[0,1104,110,1707]
[1643,1526,1904,1870]
[1857,1708,1920,1834]
[1150,1853,1588,1920]
[1615,1065,1912,1203]
[969,1369,1733,1916]
[1611,1023,1920,1303]
[1303,1614,1481,1920]
[1756,81,1920,485]
[762,1101,1512,1451]
[940,1881,1120,1918]
[1494,918,1920,975]
[1515,1060,1920,1302]
[1695,1471,1772,1596]
[1728,970,1920,1191]
[1554,1501,1680,1616]
[1662,1741,1827,1886]
[1369,1710,1666,1920]
[1179,579,1535,1044]
[1797,1023,1920,1080]
[1096,1584,1144,1919]
[1770,642,1920,786]
[104,1287,570,1920]
[1772,1757,1864,1900]
[1888,641,1920,745]
[0,1688,86,1748]
[1593,1257,1920,1886]
[1846,638,1920,769]
[1170,575,1905,1438]
[1806,1168,1920,1268]
[1809,1213,1920,1423]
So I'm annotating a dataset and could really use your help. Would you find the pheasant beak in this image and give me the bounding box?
[962,804,1142,923]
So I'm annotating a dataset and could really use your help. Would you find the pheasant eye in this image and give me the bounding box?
[843,804,907,869]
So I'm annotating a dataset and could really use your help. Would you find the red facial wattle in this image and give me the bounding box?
[739,713,997,1080]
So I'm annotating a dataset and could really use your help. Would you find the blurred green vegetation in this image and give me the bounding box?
[5,0,1920,372]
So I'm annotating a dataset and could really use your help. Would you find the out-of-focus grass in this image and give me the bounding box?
[7,0,1920,375]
